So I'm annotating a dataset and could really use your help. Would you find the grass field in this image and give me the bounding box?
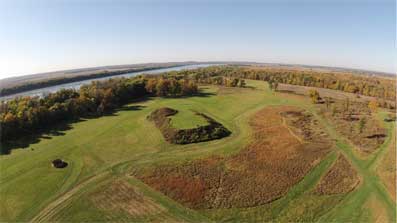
[170,109,209,129]
[0,80,395,222]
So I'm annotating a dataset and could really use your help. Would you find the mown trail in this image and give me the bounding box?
[310,108,396,222]
[30,171,111,222]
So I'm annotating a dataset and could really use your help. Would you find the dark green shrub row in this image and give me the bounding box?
[147,107,231,144]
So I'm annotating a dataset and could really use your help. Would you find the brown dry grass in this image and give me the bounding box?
[314,154,359,195]
[89,179,173,221]
[365,195,389,223]
[377,132,396,201]
[278,83,395,106]
[134,106,333,209]
[317,99,386,153]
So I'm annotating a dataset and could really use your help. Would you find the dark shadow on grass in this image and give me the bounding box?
[0,97,153,155]
[0,120,78,155]
[166,91,216,99]
[0,91,216,155]
[117,105,147,112]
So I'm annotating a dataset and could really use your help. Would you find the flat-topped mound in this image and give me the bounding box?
[135,106,333,209]
[170,110,209,129]
[147,107,231,144]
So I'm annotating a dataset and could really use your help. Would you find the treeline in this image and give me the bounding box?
[240,67,396,101]
[0,65,181,97]
[162,66,247,88]
[169,66,395,101]
[0,76,198,142]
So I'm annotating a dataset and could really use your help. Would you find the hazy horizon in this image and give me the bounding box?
[1,60,395,81]
[0,0,395,78]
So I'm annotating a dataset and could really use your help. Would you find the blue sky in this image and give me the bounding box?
[0,0,395,78]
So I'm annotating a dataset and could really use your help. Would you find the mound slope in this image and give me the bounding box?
[147,107,231,144]
[135,106,333,209]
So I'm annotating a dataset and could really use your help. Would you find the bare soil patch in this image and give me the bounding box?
[147,107,231,144]
[314,154,359,195]
[134,106,333,209]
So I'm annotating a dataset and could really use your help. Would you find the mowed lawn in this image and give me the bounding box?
[170,110,209,129]
[0,80,394,222]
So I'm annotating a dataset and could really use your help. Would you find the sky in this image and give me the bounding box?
[0,0,395,78]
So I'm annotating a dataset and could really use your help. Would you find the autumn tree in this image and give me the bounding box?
[368,100,378,114]
[145,79,158,94]
[309,89,321,104]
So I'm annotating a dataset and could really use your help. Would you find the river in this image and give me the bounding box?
[0,64,218,101]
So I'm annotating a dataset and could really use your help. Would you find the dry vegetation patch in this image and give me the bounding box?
[147,107,231,144]
[317,99,386,153]
[90,179,170,220]
[134,106,333,209]
[314,154,359,195]
[277,83,395,108]
[377,131,396,201]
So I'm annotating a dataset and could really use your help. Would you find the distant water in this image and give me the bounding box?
[0,64,218,101]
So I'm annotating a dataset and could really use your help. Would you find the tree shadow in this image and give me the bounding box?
[1,101,150,155]
[0,120,78,155]
[117,105,147,111]
[171,91,216,99]
[0,90,216,155]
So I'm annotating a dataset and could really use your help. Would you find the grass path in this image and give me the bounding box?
[307,107,396,222]
[31,171,111,222]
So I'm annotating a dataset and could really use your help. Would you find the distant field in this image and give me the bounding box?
[278,83,396,106]
[0,80,395,222]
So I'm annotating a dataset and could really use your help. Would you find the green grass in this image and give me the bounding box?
[0,80,394,222]
[170,109,209,129]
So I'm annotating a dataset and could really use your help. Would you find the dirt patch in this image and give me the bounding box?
[90,179,167,218]
[134,106,333,209]
[314,154,359,195]
[147,107,231,144]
